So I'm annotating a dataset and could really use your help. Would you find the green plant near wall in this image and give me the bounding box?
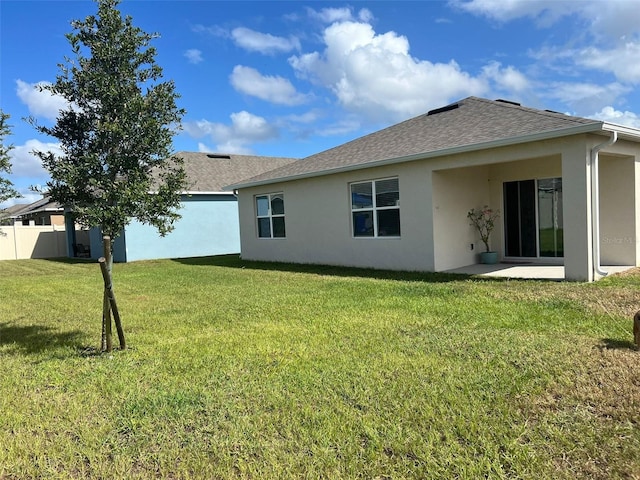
[467,206,500,252]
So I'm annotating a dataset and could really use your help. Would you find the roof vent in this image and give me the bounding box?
[544,109,562,114]
[206,154,231,159]
[427,103,459,116]
[495,99,521,106]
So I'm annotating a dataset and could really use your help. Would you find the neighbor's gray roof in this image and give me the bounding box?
[6,196,63,217]
[230,96,611,189]
[177,152,297,193]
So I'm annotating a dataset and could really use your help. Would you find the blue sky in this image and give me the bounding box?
[2,0,640,207]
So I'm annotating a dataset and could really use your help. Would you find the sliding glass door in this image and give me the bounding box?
[503,178,563,258]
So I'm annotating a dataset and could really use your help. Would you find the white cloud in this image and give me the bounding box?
[16,80,70,122]
[230,65,309,106]
[10,139,61,178]
[307,7,355,23]
[482,61,529,92]
[191,24,227,37]
[452,0,640,38]
[577,43,640,84]
[231,27,300,55]
[0,191,43,210]
[590,106,640,128]
[184,49,203,64]
[289,20,487,122]
[306,6,374,24]
[197,142,214,153]
[450,0,576,25]
[183,111,278,154]
[357,8,374,23]
[546,81,631,114]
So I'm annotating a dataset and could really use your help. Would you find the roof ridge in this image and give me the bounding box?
[467,96,598,125]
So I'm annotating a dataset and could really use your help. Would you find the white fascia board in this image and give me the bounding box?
[229,123,606,190]
[601,122,640,139]
[183,191,233,195]
[147,190,233,195]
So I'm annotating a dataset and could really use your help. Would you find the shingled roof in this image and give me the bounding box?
[230,97,607,189]
[177,151,297,193]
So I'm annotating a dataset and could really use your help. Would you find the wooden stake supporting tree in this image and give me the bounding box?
[99,240,125,351]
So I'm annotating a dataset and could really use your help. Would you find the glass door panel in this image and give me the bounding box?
[504,180,536,257]
[537,178,563,257]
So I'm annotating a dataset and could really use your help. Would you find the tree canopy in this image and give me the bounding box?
[0,110,20,205]
[31,0,187,242]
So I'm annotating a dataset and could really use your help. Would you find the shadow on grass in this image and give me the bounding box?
[0,322,85,355]
[599,338,638,351]
[39,257,96,265]
[171,254,486,283]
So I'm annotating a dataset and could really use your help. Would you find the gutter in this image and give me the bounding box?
[590,131,618,279]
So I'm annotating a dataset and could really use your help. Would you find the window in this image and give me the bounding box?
[350,178,400,237]
[256,193,286,238]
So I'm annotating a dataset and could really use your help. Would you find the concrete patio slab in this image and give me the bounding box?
[445,263,635,280]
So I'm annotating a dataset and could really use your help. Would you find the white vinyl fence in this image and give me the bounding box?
[0,224,68,260]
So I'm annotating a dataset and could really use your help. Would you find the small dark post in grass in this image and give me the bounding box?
[633,310,640,350]
[99,251,126,351]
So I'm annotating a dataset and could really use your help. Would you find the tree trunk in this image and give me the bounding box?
[100,234,126,351]
[101,235,112,352]
[98,256,126,350]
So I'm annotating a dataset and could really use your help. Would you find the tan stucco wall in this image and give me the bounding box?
[599,155,637,265]
[239,163,436,271]
[431,166,490,271]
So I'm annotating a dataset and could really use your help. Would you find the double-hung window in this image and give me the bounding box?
[256,193,286,238]
[351,177,400,237]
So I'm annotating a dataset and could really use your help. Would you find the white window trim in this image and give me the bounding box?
[255,192,286,239]
[350,177,400,238]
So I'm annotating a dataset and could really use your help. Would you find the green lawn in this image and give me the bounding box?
[0,255,638,479]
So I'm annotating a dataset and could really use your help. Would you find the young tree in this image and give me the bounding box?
[31,0,188,350]
[0,110,20,205]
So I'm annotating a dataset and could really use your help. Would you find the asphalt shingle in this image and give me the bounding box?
[176,152,297,192]
[232,97,601,188]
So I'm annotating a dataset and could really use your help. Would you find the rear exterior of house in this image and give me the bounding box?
[231,97,640,282]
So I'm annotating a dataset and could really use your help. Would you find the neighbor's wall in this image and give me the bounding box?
[238,162,435,272]
[123,194,241,262]
[0,224,67,260]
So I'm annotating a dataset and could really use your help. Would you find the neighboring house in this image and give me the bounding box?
[229,97,640,282]
[90,152,296,262]
[0,196,78,260]
[3,196,64,226]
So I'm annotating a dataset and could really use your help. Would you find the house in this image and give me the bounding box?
[90,152,296,262]
[0,196,78,260]
[2,196,64,226]
[229,97,640,282]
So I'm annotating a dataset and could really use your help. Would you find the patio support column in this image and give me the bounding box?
[562,140,593,281]
[65,211,76,258]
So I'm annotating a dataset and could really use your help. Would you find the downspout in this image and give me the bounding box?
[590,130,618,279]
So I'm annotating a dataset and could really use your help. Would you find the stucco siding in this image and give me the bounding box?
[124,195,240,262]
[239,163,435,271]
[599,155,637,265]
[431,166,490,271]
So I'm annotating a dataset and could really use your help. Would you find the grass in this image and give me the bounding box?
[0,255,638,479]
